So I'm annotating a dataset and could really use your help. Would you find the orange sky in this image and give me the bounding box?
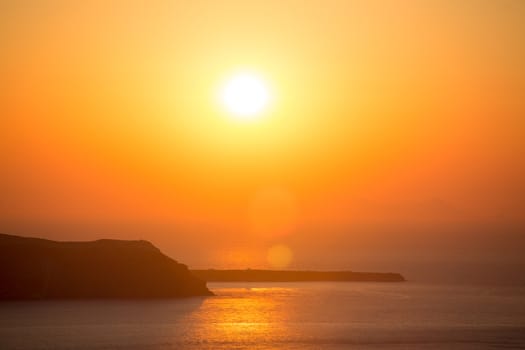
[2,1,525,275]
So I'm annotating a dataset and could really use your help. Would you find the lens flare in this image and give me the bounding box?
[267,244,293,269]
[249,187,298,238]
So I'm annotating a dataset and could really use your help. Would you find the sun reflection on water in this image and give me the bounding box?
[182,286,293,346]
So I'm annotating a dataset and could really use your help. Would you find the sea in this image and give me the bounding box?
[1,282,524,349]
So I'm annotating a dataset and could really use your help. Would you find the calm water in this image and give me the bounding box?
[1,282,525,349]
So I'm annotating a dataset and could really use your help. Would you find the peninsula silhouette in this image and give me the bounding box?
[0,233,212,299]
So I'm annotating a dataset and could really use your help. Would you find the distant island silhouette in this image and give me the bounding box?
[0,233,212,299]
[192,269,405,282]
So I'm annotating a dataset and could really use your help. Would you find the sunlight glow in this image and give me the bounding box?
[220,72,271,119]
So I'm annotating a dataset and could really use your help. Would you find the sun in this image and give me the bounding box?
[219,72,271,120]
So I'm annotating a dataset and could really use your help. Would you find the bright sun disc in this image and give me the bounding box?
[220,73,270,119]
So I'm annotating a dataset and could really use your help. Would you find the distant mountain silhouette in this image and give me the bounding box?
[0,233,212,299]
[192,269,405,282]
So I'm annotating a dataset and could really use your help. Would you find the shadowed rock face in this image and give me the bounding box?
[0,233,212,299]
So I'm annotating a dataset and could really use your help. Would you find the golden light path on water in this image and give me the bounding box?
[181,286,294,346]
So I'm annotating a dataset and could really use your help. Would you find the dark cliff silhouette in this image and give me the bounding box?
[0,233,212,299]
[192,269,405,282]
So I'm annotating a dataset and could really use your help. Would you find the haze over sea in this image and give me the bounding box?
[1,281,524,350]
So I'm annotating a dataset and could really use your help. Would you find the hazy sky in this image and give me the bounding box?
[2,1,525,277]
